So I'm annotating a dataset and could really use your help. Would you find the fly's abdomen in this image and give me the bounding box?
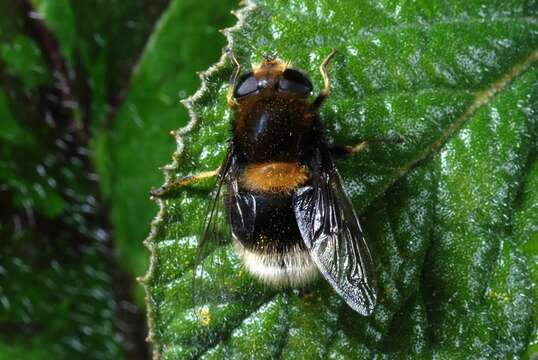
[227,161,317,287]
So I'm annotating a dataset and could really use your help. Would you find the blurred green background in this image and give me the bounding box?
[0,0,236,358]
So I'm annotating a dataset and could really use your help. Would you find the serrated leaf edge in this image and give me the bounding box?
[141,1,256,358]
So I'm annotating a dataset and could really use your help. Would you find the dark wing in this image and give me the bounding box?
[191,144,273,324]
[192,143,241,313]
[293,146,377,315]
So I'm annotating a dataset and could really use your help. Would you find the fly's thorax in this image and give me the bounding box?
[233,93,318,162]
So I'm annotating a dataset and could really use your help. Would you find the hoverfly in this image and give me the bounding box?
[155,48,377,316]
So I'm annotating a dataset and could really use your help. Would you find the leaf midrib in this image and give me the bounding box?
[375,48,538,208]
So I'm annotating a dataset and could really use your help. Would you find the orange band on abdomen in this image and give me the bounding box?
[240,162,309,194]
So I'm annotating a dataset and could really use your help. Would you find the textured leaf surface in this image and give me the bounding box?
[144,0,538,358]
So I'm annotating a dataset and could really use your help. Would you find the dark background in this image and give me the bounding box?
[0,0,236,358]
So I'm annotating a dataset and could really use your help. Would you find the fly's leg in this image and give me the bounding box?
[150,167,220,198]
[311,48,337,109]
[226,47,241,108]
[330,136,405,158]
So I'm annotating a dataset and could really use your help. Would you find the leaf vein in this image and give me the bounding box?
[378,48,538,205]
[356,16,538,36]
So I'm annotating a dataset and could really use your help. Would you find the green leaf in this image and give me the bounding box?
[0,34,50,89]
[30,0,170,126]
[144,0,538,358]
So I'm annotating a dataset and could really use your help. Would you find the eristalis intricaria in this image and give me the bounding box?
[153,48,377,315]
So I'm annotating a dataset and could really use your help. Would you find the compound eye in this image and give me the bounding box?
[278,69,313,95]
[234,73,258,98]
